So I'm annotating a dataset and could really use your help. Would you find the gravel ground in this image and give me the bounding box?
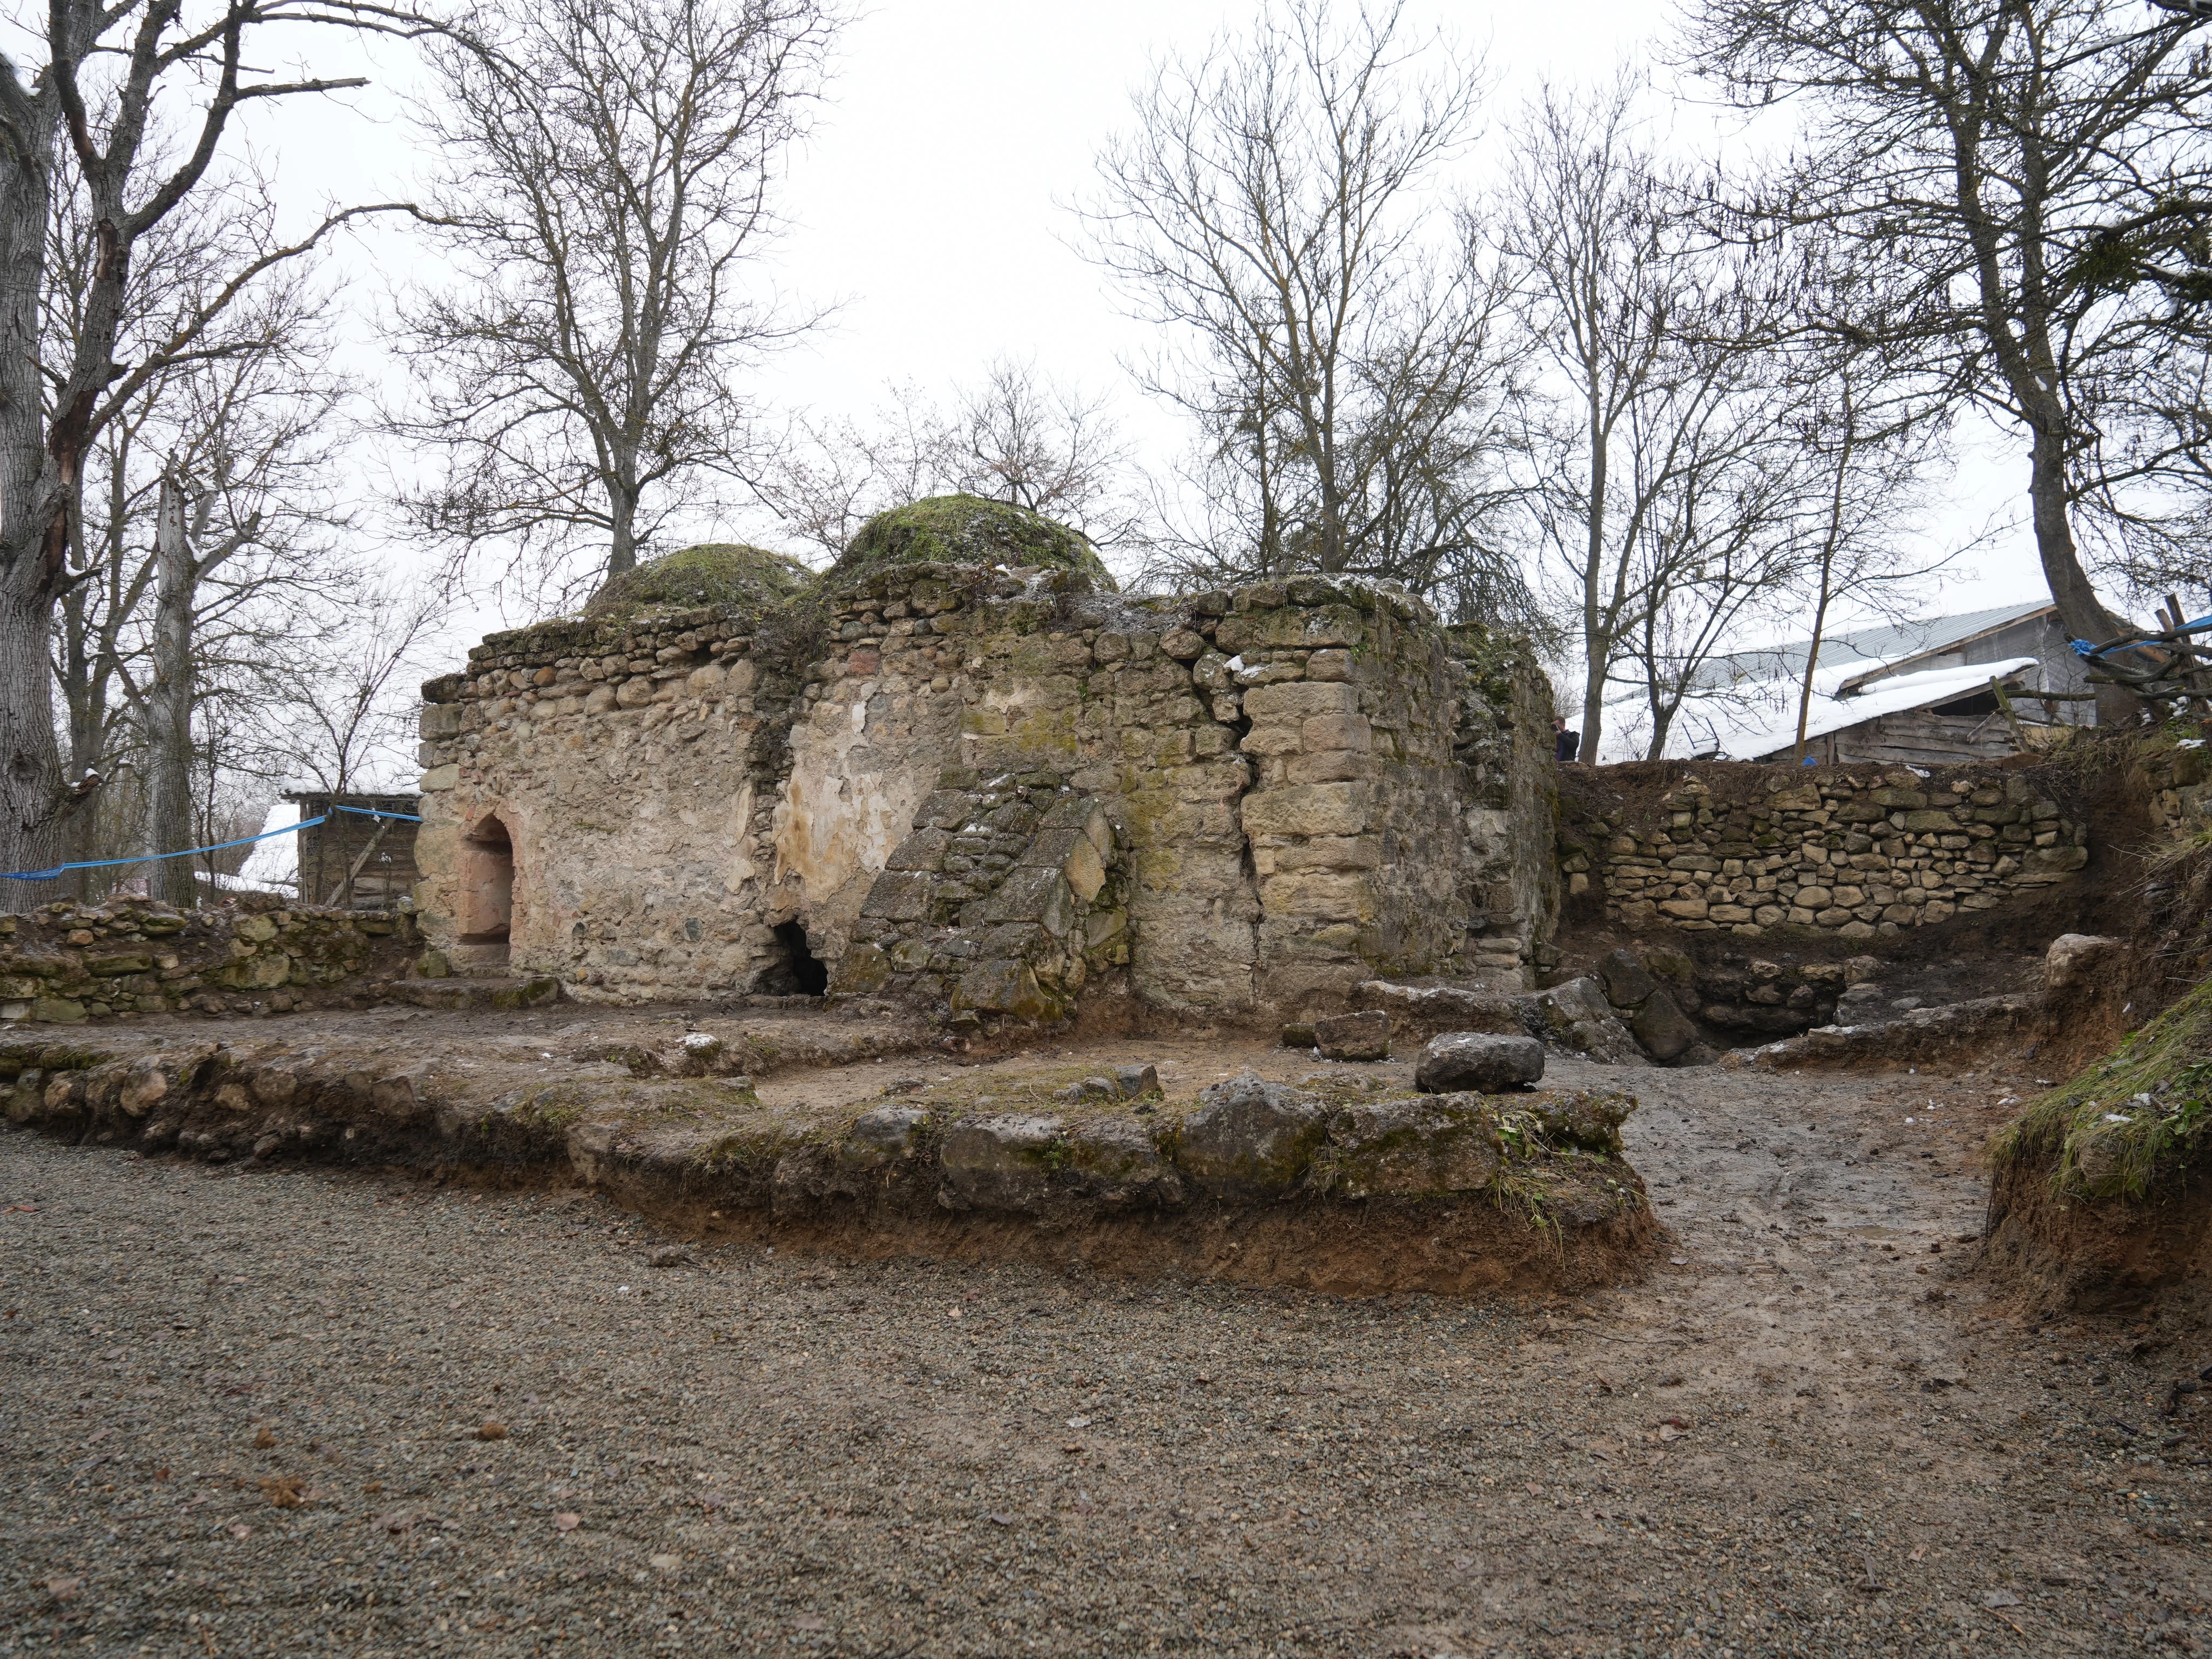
[3,1041,2208,1657]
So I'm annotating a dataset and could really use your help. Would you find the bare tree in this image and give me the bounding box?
[1678,0,2212,724]
[758,360,1142,561]
[0,0,429,879]
[1079,0,1532,618]
[399,0,842,606]
[1500,77,1815,760]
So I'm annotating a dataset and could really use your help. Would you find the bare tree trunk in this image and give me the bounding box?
[2025,413,2135,726]
[147,477,196,909]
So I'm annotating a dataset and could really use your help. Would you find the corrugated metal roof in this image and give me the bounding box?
[1694,601,2056,690]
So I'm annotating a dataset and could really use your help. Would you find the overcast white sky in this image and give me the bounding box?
[268,0,2045,648]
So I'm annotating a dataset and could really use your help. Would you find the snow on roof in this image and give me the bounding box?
[1692,602,2057,691]
[1599,657,2039,762]
[234,799,302,894]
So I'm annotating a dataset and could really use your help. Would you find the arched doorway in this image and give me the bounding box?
[458,813,515,967]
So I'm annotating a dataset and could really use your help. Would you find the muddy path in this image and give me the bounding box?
[3,1029,2207,1656]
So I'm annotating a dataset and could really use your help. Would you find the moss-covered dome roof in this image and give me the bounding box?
[585,544,816,618]
[828,495,1116,590]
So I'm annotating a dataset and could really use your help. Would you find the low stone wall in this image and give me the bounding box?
[415,567,1559,1027]
[1561,763,2089,941]
[0,900,416,1026]
[0,1033,1654,1296]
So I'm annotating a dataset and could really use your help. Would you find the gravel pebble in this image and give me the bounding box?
[2,1051,2207,1656]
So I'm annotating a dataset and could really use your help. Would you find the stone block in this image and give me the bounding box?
[418,764,460,793]
[1301,713,1373,753]
[1240,783,1370,839]
[1285,752,1378,785]
[1352,981,1524,1039]
[938,1114,1064,1213]
[1530,1088,1635,1156]
[1240,680,1360,722]
[1596,948,1658,1008]
[1629,989,1699,1062]
[1174,1073,1328,1200]
[983,866,1079,935]
[841,1104,929,1170]
[1061,1116,1183,1208]
[860,869,934,922]
[1259,867,1373,919]
[1240,721,1304,757]
[1524,977,1644,1064]
[1414,1032,1545,1093]
[885,827,954,872]
[1320,1094,1501,1199]
[1312,1009,1390,1061]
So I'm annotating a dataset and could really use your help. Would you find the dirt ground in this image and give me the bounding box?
[3,1023,2209,1657]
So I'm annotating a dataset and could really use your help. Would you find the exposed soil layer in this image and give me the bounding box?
[0,1008,1651,1300]
[4,1038,2206,1656]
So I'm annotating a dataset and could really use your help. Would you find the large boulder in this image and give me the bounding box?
[1414,1032,1545,1094]
[1174,1072,1327,1201]
[840,1104,930,1171]
[1596,948,1660,1009]
[938,1114,1064,1213]
[1320,1093,1502,1199]
[1628,988,1701,1063]
[830,495,1117,591]
[1524,977,1647,1065]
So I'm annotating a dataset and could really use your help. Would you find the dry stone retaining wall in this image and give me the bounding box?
[0,900,416,1026]
[1564,766,2089,940]
[413,566,1559,1027]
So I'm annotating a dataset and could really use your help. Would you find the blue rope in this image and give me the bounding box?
[328,804,422,822]
[1,814,330,884]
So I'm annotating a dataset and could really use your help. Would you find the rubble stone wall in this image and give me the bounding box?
[1561,764,2090,940]
[0,900,416,1025]
[413,565,1559,1025]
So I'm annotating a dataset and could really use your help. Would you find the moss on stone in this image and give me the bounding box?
[585,544,816,619]
[1994,976,2212,1204]
[830,495,1116,591]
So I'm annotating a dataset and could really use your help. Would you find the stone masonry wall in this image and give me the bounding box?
[413,566,1557,1026]
[1561,765,2090,940]
[0,899,417,1026]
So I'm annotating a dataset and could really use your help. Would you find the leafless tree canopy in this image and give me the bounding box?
[1678,0,2212,720]
[1079,0,1534,623]
[758,360,1143,563]
[398,0,842,607]
[0,0,432,879]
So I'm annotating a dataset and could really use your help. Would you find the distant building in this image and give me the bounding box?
[282,791,422,911]
[1606,602,2098,766]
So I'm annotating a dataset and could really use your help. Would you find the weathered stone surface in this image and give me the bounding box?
[2044,932,2124,990]
[1524,978,1646,1065]
[841,1104,929,1170]
[938,1114,1064,1212]
[1351,980,1525,1039]
[1061,1115,1183,1207]
[1321,1093,1501,1198]
[409,555,1559,1027]
[1526,1089,1636,1157]
[1175,1071,1327,1199]
[1596,949,1659,1009]
[1414,1032,1545,1094]
[1114,1063,1160,1098]
[1311,1009,1389,1062]
[1629,989,1700,1063]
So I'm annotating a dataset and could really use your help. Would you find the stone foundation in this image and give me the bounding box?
[413,567,1559,1026]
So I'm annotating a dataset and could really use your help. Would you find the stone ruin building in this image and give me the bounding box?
[409,497,1560,1030]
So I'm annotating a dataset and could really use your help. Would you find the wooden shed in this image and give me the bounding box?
[284,791,421,911]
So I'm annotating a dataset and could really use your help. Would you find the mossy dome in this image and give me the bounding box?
[584,543,816,618]
[829,494,1116,591]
